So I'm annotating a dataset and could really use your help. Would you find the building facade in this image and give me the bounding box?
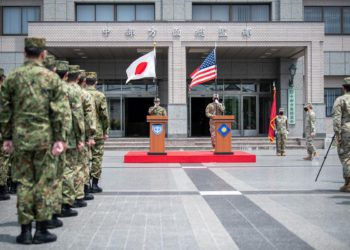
[0,0,349,138]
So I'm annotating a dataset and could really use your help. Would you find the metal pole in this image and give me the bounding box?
[315,134,336,182]
[153,42,158,98]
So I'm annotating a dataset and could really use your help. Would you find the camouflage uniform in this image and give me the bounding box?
[0,44,66,225]
[45,59,72,215]
[304,104,317,159]
[205,96,225,148]
[332,77,350,191]
[0,68,11,200]
[75,71,96,200]
[148,98,167,116]
[275,113,288,156]
[86,81,109,181]
[62,66,85,206]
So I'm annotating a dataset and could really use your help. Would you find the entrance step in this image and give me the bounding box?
[104,137,325,150]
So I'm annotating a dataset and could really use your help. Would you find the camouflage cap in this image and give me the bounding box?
[213,93,219,99]
[55,60,69,72]
[304,103,313,109]
[154,98,160,102]
[68,65,80,74]
[86,72,97,79]
[79,69,86,78]
[343,77,350,86]
[25,37,46,49]
[0,68,4,76]
[43,54,56,69]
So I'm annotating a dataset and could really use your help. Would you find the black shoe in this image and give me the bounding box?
[84,185,94,200]
[16,223,32,244]
[57,204,78,217]
[91,178,103,193]
[0,185,10,200]
[73,199,87,208]
[32,221,57,244]
[9,182,17,194]
[47,215,63,229]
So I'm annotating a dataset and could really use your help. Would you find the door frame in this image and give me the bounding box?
[241,95,259,136]
[106,95,123,138]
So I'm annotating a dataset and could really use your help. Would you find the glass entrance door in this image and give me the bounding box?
[107,97,122,137]
[224,96,240,136]
[242,96,258,136]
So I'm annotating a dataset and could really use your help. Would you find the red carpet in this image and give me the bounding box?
[124,151,256,163]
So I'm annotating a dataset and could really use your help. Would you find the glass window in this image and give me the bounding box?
[251,5,269,21]
[324,88,342,117]
[96,5,114,21]
[3,7,40,35]
[22,7,40,34]
[304,7,322,21]
[324,7,341,34]
[344,7,350,34]
[3,7,21,34]
[136,5,154,21]
[77,5,95,21]
[212,5,229,21]
[117,5,135,21]
[193,5,211,21]
[232,5,250,22]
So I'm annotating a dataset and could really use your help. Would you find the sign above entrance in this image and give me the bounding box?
[102,27,111,37]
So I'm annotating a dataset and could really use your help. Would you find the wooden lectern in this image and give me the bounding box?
[212,115,235,155]
[147,116,168,155]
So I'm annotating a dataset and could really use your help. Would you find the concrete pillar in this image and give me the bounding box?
[279,0,303,21]
[167,41,187,137]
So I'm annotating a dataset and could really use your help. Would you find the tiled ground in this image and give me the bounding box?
[0,149,349,250]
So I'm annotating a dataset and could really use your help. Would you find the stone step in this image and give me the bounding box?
[104,145,305,150]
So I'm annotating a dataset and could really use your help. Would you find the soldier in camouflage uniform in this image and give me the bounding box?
[57,65,85,217]
[332,77,350,192]
[0,68,10,201]
[148,98,167,116]
[205,94,225,149]
[303,103,317,160]
[43,57,72,229]
[0,38,66,244]
[85,72,109,193]
[275,108,288,156]
[75,70,96,204]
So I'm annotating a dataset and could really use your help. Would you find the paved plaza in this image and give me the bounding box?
[0,148,350,250]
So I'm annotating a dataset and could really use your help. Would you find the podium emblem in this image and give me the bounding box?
[152,124,163,135]
[218,124,230,137]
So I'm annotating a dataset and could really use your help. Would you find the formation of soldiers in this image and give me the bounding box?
[0,37,109,244]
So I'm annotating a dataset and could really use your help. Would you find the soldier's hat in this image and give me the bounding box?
[86,72,97,79]
[25,37,46,49]
[79,69,86,78]
[154,97,160,102]
[279,108,284,112]
[304,103,313,109]
[212,93,219,100]
[55,60,69,72]
[0,68,5,77]
[43,54,56,69]
[343,77,350,86]
[68,65,80,74]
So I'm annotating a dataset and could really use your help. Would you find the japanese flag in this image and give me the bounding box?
[126,49,156,83]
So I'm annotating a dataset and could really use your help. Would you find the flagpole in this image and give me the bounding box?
[153,42,158,98]
[214,43,218,93]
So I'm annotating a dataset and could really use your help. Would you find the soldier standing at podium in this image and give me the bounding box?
[148,98,167,116]
[206,94,225,149]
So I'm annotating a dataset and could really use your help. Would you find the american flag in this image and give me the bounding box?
[189,49,217,90]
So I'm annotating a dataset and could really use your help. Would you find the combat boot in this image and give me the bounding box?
[84,185,94,200]
[339,177,350,192]
[303,155,312,161]
[73,199,87,208]
[32,221,57,244]
[281,152,286,156]
[91,177,103,193]
[9,181,17,194]
[312,151,318,158]
[16,223,32,244]
[0,185,10,200]
[57,204,78,217]
[47,214,63,229]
